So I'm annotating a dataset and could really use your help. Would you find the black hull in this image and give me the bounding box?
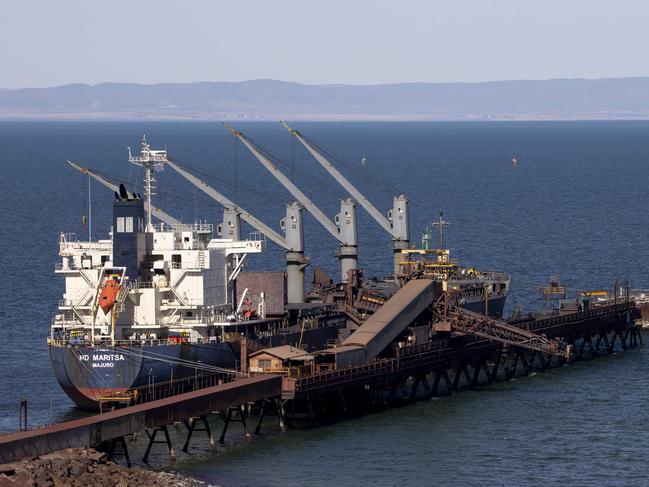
[459,295,507,318]
[50,325,341,411]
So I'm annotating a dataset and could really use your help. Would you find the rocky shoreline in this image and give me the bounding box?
[0,448,203,486]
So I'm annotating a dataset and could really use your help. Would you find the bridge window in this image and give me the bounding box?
[116,217,134,233]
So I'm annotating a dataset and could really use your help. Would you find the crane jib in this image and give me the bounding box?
[226,126,349,245]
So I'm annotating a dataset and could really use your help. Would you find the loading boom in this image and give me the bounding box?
[442,303,571,358]
[281,122,409,276]
[164,156,309,303]
[165,157,289,250]
[225,123,359,282]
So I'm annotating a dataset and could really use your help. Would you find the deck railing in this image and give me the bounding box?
[518,302,633,332]
[128,371,239,406]
[97,370,242,411]
[48,336,221,348]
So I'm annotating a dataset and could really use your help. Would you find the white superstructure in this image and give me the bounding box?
[53,224,265,344]
[51,137,268,346]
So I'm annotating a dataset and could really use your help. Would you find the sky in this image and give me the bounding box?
[1,0,648,89]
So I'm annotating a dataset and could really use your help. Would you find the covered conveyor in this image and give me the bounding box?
[342,279,435,361]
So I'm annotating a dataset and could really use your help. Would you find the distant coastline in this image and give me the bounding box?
[2,77,649,121]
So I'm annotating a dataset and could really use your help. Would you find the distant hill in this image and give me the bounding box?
[2,78,649,120]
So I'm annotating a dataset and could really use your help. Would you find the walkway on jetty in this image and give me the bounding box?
[0,375,282,465]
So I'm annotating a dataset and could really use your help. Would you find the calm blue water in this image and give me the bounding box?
[1,121,648,485]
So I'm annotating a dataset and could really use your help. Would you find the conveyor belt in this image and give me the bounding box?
[343,279,435,360]
[448,307,571,358]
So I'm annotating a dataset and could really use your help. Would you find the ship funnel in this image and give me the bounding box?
[112,193,146,281]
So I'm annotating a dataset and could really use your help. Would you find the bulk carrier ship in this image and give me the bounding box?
[49,139,344,410]
[49,130,510,411]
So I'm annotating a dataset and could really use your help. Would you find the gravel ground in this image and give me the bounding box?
[0,448,204,486]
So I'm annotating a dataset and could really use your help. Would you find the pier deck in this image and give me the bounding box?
[0,375,282,464]
[283,301,641,405]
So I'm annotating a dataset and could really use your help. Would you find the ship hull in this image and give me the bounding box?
[49,342,238,410]
[50,325,341,411]
[459,295,507,318]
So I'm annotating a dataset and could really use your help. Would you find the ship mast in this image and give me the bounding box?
[128,135,168,232]
[432,210,451,264]
[432,210,450,250]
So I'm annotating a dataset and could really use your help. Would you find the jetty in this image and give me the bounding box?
[4,124,643,467]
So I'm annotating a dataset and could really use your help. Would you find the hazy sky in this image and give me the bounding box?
[2,0,648,88]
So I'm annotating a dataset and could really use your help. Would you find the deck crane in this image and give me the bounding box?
[164,156,309,304]
[281,122,409,278]
[68,157,308,303]
[66,160,182,226]
[224,124,358,283]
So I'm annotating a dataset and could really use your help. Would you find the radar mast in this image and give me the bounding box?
[128,135,168,232]
[432,211,451,263]
[432,211,450,250]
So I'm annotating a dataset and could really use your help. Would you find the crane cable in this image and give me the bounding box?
[117,346,244,377]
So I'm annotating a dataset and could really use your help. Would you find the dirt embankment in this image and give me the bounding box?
[0,448,202,487]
